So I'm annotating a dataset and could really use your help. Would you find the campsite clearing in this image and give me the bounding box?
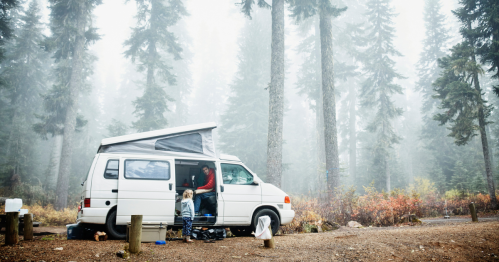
[1,219,498,261]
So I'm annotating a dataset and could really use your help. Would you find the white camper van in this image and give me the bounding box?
[76,122,295,239]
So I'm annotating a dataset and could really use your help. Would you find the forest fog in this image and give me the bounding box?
[1,0,498,210]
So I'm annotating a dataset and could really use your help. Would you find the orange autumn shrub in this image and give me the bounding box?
[282,187,499,232]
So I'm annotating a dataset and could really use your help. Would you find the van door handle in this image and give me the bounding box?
[220,185,224,192]
[169,183,172,191]
[112,189,118,193]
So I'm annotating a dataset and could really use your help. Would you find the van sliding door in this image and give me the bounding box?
[116,156,176,225]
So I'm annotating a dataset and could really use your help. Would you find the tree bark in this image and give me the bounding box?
[6,212,19,245]
[45,135,62,190]
[320,9,340,196]
[23,213,33,241]
[55,2,87,210]
[129,215,143,253]
[469,32,498,209]
[314,18,326,192]
[266,0,285,188]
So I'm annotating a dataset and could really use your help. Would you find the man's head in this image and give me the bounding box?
[201,165,210,175]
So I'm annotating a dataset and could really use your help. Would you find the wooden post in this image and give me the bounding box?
[264,225,275,248]
[6,212,19,245]
[469,202,478,222]
[23,213,33,241]
[129,215,142,253]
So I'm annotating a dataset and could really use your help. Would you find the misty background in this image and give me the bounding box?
[0,0,497,207]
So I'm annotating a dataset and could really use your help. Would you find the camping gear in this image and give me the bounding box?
[67,223,95,240]
[126,222,167,243]
[191,228,226,240]
[155,240,166,245]
[5,199,22,213]
[255,216,272,240]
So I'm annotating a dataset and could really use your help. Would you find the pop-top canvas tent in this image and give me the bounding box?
[98,122,217,158]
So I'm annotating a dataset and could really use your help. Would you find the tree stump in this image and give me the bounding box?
[23,213,33,241]
[129,215,143,253]
[264,225,275,248]
[6,212,19,245]
[469,203,478,222]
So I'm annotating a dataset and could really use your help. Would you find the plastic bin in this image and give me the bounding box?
[126,221,167,243]
[5,199,22,213]
[67,223,84,240]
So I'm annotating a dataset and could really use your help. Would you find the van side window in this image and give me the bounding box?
[104,160,119,179]
[221,164,253,185]
[125,160,170,180]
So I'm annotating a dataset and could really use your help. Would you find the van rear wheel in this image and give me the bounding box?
[252,209,280,236]
[105,209,126,239]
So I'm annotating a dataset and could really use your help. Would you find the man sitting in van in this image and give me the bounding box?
[193,165,215,215]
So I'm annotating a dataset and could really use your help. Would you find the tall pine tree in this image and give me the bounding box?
[0,1,48,187]
[416,0,455,192]
[45,0,101,210]
[124,0,187,132]
[239,0,285,188]
[358,0,404,192]
[219,9,270,178]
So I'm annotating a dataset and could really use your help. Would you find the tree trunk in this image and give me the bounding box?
[469,31,498,209]
[45,135,62,190]
[55,2,87,210]
[320,9,340,196]
[348,79,356,184]
[314,18,326,193]
[386,157,391,192]
[266,0,285,188]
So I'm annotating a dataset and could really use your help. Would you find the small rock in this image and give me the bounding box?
[419,245,424,250]
[347,221,363,228]
[53,247,63,251]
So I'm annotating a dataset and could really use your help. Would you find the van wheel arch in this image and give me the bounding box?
[105,206,126,239]
[251,206,281,236]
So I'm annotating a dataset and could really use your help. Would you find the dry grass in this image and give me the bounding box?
[0,204,77,226]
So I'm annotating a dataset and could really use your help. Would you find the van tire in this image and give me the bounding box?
[105,209,126,239]
[252,209,280,236]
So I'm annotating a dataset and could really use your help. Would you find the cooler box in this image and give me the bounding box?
[126,221,167,243]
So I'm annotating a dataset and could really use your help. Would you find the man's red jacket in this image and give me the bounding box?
[197,168,215,192]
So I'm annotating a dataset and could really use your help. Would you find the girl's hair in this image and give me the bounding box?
[183,189,193,199]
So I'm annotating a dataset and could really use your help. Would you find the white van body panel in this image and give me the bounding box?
[116,154,176,225]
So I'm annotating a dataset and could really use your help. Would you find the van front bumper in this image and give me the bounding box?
[279,209,295,225]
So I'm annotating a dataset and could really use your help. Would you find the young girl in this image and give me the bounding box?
[181,189,195,243]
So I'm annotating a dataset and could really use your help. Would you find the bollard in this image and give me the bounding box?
[264,225,275,248]
[6,212,19,245]
[23,213,33,241]
[469,202,478,222]
[129,215,143,253]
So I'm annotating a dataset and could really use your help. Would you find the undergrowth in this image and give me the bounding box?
[281,184,499,233]
[0,204,77,226]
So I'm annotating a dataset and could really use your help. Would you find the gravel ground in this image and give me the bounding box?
[1,219,498,261]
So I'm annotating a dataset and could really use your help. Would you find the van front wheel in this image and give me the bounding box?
[105,209,127,239]
[252,209,280,236]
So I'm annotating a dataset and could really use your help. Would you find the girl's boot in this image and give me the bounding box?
[186,236,194,243]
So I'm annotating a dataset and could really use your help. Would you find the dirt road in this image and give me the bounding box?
[1,220,498,261]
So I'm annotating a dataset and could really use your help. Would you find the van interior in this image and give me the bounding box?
[174,160,217,225]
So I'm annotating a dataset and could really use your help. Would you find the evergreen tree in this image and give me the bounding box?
[239,0,285,188]
[433,40,498,209]
[124,0,187,132]
[288,0,346,196]
[358,0,404,192]
[219,9,270,179]
[0,0,18,61]
[416,0,455,192]
[45,0,101,210]
[0,1,48,186]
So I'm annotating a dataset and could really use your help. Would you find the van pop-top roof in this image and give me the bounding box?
[98,122,217,158]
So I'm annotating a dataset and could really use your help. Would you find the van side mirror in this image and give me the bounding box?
[251,181,259,185]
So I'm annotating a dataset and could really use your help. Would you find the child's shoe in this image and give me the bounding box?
[183,236,186,242]
[186,236,194,243]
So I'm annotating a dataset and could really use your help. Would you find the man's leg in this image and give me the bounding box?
[194,192,216,213]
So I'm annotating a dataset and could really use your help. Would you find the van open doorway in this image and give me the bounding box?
[174,160,217,226]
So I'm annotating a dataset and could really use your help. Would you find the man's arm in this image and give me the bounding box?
[197,170,215,190]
